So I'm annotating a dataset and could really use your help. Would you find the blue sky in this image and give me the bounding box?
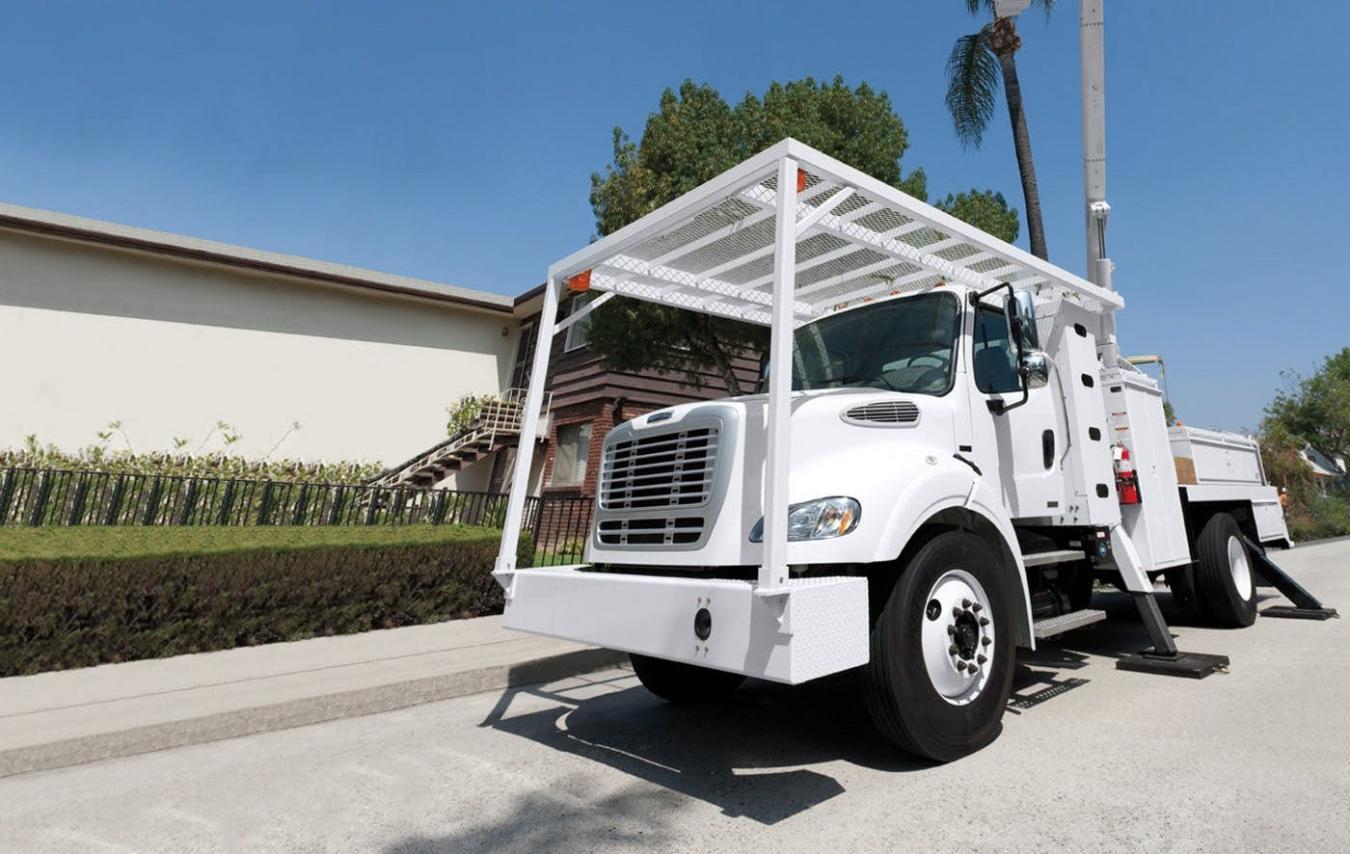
[1,1,1344,432]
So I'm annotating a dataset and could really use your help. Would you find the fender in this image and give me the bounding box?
[874,460,1035,649]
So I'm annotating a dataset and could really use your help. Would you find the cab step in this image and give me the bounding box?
[1033,608,1107,639]
[1021,549,1087,568]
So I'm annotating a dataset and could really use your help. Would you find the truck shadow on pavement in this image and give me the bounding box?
[463,641,1096,830]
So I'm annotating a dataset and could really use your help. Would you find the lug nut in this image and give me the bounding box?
[949,645,958,655]
[962,599,972,609]
[952,606,962,618]
[977,654,987,665]
[956,661,967,672]
[982,636,991,647]
[979,617,990,627]
[947,625,956,636]
[972,603,983,613]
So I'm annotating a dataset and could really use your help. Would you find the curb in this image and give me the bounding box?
[0,646,626,779]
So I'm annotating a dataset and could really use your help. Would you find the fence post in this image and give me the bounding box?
[292,483,310,525]
[326,486,345,525]
[67,473,89,526]
[256,481,274,525]
[217,481,236,526]
[177,478,199,526]
[26,471,52,526]
[140,477,164,525]
[0,468,16,525]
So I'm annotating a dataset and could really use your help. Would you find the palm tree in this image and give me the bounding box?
[945,0,1053,260]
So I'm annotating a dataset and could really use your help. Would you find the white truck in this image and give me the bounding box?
[489,136,1333,761]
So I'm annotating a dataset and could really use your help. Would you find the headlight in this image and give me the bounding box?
[749,497,861,542]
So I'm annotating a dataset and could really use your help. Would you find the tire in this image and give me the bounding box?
[861,531,1017,762]
[629,654,744,704]
[1192,513,1257,628]
[1165,564,1205,622]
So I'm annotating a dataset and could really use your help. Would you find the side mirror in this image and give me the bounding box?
[1008,290,1040,351]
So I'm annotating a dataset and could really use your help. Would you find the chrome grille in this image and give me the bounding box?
[842,401,920,426]
[600,426,719,511]
[596,516,705,547]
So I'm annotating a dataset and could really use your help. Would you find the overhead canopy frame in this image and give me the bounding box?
[495,139,1122,588]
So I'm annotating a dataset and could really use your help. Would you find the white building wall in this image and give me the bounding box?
[0,228,517,465]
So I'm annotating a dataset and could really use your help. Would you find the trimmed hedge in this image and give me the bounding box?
[0,525,531,676]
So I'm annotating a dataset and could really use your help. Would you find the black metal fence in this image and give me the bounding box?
[0,467,595,565]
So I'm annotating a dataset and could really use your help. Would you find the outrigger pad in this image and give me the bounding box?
[1262,605,1339,620]
[1116,650,1230,679]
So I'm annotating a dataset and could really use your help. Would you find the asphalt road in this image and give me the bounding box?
[3,539,1348,853]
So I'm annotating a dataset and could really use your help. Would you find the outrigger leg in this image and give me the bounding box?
[1243,535,1339,620]
[1109,526,1230,678]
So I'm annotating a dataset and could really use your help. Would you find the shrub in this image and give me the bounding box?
[0,525,531,676]
[4,433,383,484]
[445,393,499,436]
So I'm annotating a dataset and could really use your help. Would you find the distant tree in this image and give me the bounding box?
[1263,348,1350,461]
[945,0,1054,259]
[586,77,1018,394]
[1259,348,1350,539]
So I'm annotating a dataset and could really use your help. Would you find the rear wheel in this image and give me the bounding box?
[630,654,744,704]
[862,531,1017,762]
[1165,564,1205,622]
[1192,513,1257,627]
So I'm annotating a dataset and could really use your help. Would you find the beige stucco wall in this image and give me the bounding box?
[0,228,519,466]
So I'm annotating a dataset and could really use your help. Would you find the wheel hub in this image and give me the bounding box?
[921,569,995,705]
[1226,535,1253,601]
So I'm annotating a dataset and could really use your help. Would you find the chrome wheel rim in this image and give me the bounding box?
[921,569,994,706]
[1227,535,1253,601]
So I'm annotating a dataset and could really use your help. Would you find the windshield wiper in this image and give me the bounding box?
[818,374,899,391]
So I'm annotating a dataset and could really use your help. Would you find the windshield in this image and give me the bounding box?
[791,292,961,394]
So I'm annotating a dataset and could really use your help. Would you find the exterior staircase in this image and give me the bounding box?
[370,388,550,489]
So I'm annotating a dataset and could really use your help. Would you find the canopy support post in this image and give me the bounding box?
[758,156,798,591]
[495,275,561,574]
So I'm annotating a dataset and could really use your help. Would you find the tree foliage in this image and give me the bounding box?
[1263,348,1350,461]
[934,189,1019,243]
[1260,348,1350,540]
[586,77,1017,394]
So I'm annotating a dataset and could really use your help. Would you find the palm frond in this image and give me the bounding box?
[945,26,1000,149]
[963,0,984,14]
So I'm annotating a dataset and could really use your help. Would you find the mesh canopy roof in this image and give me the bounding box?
[551,139,1121,326]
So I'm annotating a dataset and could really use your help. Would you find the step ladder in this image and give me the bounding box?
[1020,548,1109,640]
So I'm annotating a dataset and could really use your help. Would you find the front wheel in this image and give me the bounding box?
[862,531,1017,762]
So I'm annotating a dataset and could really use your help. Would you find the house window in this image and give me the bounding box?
[510,321,536,389]
[550,423,592,487]
[564,295,593,352]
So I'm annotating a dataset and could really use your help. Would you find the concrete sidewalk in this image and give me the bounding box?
[0,616,623,778]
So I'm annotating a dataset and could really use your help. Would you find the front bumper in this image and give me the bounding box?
[494,567,869,685]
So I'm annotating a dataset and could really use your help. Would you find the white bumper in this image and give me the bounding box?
[495,567,870,685]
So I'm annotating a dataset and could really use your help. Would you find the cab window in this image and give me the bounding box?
[974,306,1021,393]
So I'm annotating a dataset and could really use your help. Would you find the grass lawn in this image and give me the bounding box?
[0,524,501,562]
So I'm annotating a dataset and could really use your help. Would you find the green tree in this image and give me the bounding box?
[587,77,1017,394]
[1264,348,1350,461]
[1259,348,1350,539]
[945,0,1053,260]
[933,189,1019,243]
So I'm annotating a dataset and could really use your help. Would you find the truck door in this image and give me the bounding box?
[967,302,1065,519]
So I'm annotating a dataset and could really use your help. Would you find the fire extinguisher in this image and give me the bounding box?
[1113,444,1142,505]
